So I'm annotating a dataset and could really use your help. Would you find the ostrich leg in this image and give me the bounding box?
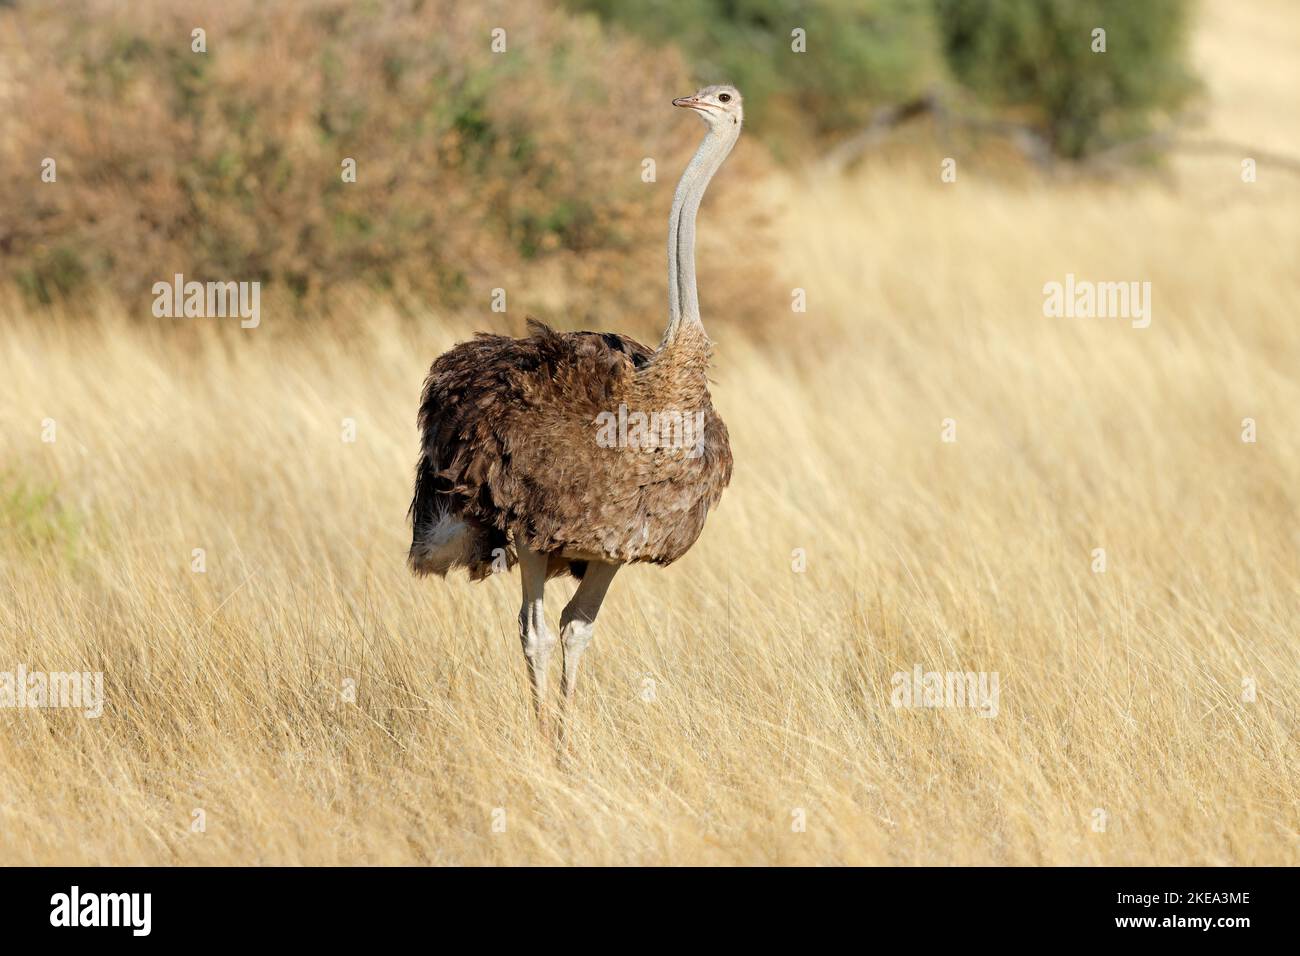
[516,542,555,734]
[558,561,620,732]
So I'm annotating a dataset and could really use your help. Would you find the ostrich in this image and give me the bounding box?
[408,85,742,734]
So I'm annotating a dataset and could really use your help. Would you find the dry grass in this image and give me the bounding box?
[0,0,1297,865]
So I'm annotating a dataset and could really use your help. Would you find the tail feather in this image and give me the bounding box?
[407,454,468,576]
[407,454,506,579]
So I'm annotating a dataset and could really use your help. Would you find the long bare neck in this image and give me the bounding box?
[661,118,741,349]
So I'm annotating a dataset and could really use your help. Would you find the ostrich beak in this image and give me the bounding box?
[673,96,706,111]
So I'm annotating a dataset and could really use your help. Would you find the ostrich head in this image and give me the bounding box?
[672,84,743,128]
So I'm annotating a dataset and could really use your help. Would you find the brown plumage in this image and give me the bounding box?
[407,84,746,736]
[409,320,731,580]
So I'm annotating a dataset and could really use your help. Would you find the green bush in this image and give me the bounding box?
[565,0,940,140]
[0,473,83,564]
[933,0,1196,158]
[574,0,1196,160]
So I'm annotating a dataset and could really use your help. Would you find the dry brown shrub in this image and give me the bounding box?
[0,0,777,339]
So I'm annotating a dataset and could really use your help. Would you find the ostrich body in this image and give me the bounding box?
[408,86,743,732]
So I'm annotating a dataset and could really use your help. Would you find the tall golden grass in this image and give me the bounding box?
[0,0,1297,864]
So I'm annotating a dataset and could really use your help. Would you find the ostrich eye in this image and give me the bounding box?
[718,93,731,103]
